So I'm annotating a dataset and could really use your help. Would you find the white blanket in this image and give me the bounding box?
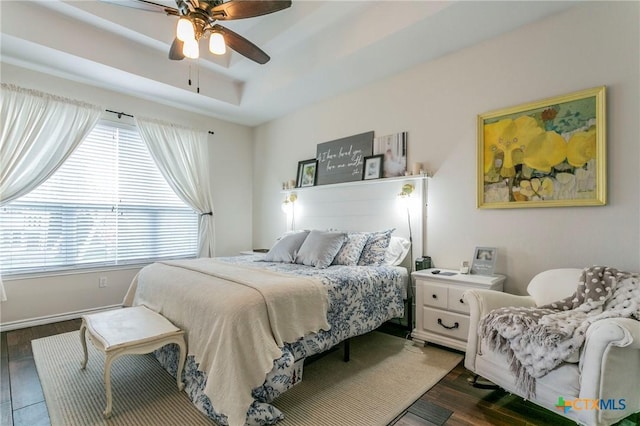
[123,258,330,426]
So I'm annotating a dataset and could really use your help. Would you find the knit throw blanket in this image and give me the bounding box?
[479,266,640,398]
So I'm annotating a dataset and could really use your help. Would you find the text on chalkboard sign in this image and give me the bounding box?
[315,131,374,185]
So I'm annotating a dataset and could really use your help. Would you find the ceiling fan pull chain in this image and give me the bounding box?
[188,63,192,87]
[197,60,200,94]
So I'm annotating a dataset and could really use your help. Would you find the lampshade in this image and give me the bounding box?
[176,18,195,42]
[396,183,416,213]
[183,38,199,59]
[399,183,415,198]
[281,193,297,214]
[209,32,226,55]
[281,199,291,214]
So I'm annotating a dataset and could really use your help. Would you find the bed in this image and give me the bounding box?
[122,177,426,425]
[123,232,409,426]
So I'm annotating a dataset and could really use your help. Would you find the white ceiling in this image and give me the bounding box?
[1,0,578,126]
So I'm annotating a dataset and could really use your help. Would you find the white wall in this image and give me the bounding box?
[253,2,640,294]
[0,63,253,327]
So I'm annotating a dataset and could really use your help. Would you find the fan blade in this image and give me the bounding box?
[213,24,270,64]
[99,0,179,15]
[169,38,185,60]
[210,0,291,20]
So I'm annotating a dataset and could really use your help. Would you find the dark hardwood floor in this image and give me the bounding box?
[0,320,637,426]
[1,319,83,426]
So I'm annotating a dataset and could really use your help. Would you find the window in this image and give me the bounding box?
[0,120,198,275]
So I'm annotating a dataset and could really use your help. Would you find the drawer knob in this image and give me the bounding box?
[432,294,437,299]
[437,318,459,330]
[459,298,464,304]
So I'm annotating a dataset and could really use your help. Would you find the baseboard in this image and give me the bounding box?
[0,304,122,332]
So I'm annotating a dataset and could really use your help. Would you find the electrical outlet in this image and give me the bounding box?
[98,277,108,288]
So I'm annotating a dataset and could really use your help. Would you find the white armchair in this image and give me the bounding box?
[464,268,640,426]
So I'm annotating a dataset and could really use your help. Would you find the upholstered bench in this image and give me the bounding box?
[79,306,186,418]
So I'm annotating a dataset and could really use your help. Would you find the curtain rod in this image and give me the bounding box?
[105,109,215,135]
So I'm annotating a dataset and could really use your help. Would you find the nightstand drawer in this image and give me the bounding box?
[422,308,469,341]
[422,282,448,309]
[448,287,470,314]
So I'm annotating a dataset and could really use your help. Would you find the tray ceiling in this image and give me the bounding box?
[0,1,576,126]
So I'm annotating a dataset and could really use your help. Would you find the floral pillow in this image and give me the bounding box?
[357,229,395,266]
[332,232,369,266]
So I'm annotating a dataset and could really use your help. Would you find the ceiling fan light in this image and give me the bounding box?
[209,32,226,55]
[183,38,199,59]
[176,18,195,42]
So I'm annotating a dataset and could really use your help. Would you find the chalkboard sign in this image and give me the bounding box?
[315,131,373,185]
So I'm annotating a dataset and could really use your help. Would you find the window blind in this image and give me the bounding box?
[0,120,198,275]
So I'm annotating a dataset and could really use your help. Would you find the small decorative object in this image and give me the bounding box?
[460,261,469,274]
[296,159,318,188]
[471,247,497,276]
[478,86,606,208]
[373,131,408,177]
[363,154,384,180]
[412,162,422,176]
[283,181,294,190]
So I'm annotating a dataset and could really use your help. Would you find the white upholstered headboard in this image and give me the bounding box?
[284,176,427,261]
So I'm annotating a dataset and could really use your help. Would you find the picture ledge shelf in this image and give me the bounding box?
[282,174,429,193]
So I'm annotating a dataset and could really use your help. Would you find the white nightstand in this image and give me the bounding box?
[239,250,268,255]
[411,268,505,351]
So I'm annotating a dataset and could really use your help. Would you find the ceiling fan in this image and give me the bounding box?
[101,0,292,64]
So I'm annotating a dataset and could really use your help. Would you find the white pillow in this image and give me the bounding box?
[264,231,310,263]
[383,237,411,266]
[295,230,347,268]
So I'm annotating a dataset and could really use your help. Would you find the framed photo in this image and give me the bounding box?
[296,159,317,188]
[373,132,407,177]
[471,247,497,276]
[363,154,383,180]
[478,86,606,208]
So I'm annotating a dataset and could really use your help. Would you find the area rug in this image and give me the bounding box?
[32,330,462,426]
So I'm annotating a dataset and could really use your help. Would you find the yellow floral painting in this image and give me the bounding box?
[477,87,606,208]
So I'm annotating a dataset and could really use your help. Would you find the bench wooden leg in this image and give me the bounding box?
[103,354,115,419]
[176,338,186,391]
[80,323,88,370]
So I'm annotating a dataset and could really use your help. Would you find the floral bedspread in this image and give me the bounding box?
[152,255,407,425]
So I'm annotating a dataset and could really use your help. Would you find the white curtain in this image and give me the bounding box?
[135,117,215,258]
[0,84,103,301]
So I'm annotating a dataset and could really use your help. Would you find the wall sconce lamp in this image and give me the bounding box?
[397,183,415,281]
[281,193,297,231]
[281,193,297,212]
[398,183,415,198]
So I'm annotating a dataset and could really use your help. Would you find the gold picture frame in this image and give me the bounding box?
[477,86,606,208]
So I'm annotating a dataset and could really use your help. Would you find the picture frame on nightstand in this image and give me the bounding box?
[471,246,497,276]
